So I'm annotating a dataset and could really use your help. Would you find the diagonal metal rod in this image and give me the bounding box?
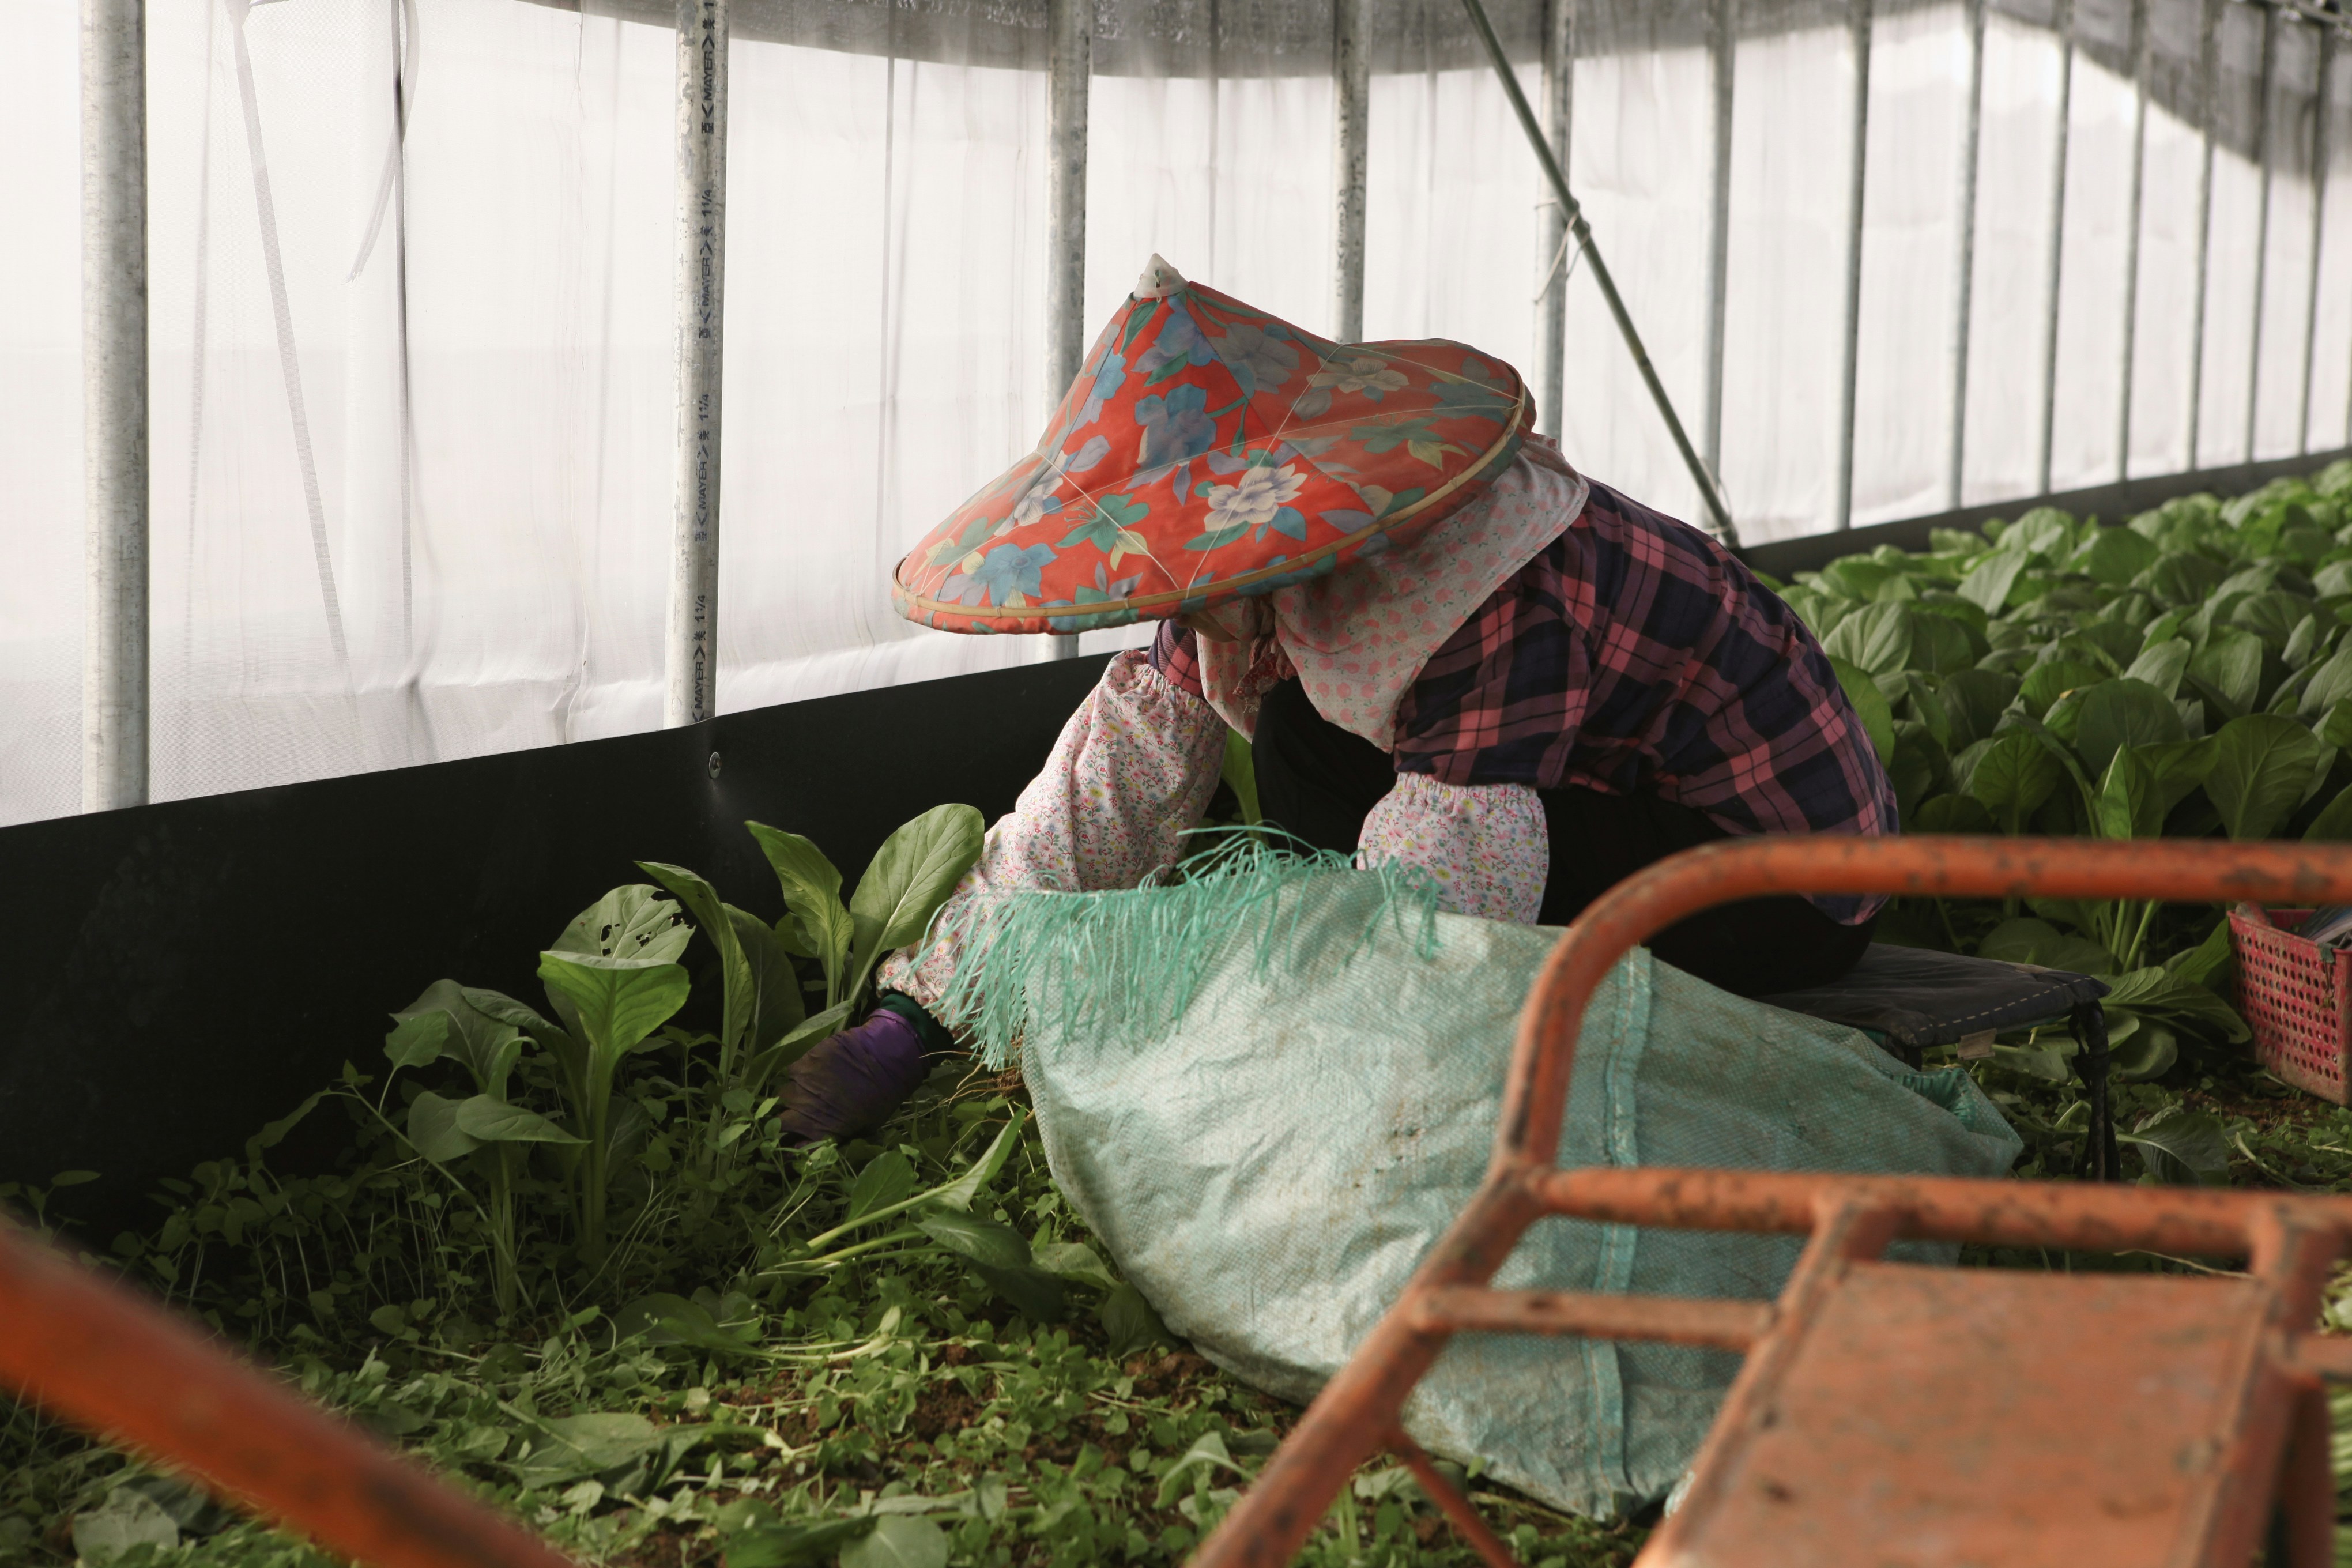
[1457,0,1739,548]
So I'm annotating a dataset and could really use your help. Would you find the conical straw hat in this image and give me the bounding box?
[892,256,1534,634]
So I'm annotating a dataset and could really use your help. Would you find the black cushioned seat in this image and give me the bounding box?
[1758,943,2119,1180]
[1758,943,2109,1062]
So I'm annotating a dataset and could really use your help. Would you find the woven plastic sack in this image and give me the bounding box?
[978,865,2021,1516]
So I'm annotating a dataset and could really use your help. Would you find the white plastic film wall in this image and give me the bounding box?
[2,0,2346,825]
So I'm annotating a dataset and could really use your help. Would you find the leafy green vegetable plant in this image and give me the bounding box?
[1784,459,2352,1118]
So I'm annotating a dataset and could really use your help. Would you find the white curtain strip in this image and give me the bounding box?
[0,0,2342,824]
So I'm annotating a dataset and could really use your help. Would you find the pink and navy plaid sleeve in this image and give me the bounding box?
[1393,481,1897,924]
[1148,620,1205,697]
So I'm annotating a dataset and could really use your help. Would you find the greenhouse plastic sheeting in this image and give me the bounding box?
[1020,872,2021,1514]
[4,0,2346,824]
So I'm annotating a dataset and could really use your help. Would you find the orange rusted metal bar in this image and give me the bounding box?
[1530,1166,2352,1258]
[0,1219,578,1568]
[1408,1286,1770,1350]
[1189,835,2352,1568]
[1498,836,2352,1170]
[1385,1428,1519,1568]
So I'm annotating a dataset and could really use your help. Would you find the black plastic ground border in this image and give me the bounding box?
[1742,447,2352,581]
[2,653,1110,1217]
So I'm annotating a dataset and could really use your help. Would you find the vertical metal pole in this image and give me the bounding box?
[2301,22,2334,454]
[1539,0,1573,439]
[82,0,148,812]
[1948,0,1984,509]
[1043,0,1089,661]
[1332,0,1370,344]
[665,0,728,728]
[1833,0,1871,531]
[2117,0,2149,480]
[2187,0,2219,466]
[1703,0,1736,474]
[2036,0,2074,496]
[2246,1,2278,461]
[1457,0,1735,543]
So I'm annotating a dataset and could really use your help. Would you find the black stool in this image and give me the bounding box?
[1760,944,2119,1181]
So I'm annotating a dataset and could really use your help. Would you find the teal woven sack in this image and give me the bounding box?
[940,857,2021,1516]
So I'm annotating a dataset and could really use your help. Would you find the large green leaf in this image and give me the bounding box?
[1957,549,2027,613]
[1828,654,1897,766]
[846,804,986,990]
[1822,601,1915,676]
[2019,659,2105,719]
[917,1211,1032,1270]
[1936,668,2018,751]
[2121,636,2191,698]
[453,1096,583,1145]
[848,1150,918,1220]
[728,903,805,1050]
[2073,526,2159,585]
[2132,737,2218,815]
[393,979,525,1098]
[405,1090,481,1164]
[1963,733,2062,832]
[2300,645,2352,718]
[2118,1106,2232,1187]
[1910,611,1977,675]
[747,823,857,998]
[536,952,692,1065]
[2093,746,2162,841]
[2232,590,2316,650]
[551,885,691,964]
[2188,627,2264,719]
[2071,678,2187,778]
[2206,713,2326,839]
[1099,1283,1174,1359]
[1890,723,1951,820]
[383,1011,450,1072]
[2136,551,2228,606]
[638,862,756,1070]
[2100,967,2251,1043]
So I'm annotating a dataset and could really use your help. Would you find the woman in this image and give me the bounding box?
[777,257,1894,1144]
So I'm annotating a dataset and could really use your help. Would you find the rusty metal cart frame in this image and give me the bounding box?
[1189,835,2352,1568]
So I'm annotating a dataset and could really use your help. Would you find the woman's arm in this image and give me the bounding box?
[876,643,1228,1008]
[1356,774,1549,923]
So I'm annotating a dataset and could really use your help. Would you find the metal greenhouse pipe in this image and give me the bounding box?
[2036,0,2074,497]
[1331,0,1369,344]
[1834,0,1872,532]
[1704,0,1736,475]
[1042,0,1090,661]
[0,1221,581,1568]
[81,0,148,813]
[1948,0,1985,510]
[2188,0,2220,466]
[666,0,729,727]
[2311,25,2338,453]
[1456,0,1737,546]
[2248,0,2279,463]
[1537,0,1574,440]
[2119,0,2149,480]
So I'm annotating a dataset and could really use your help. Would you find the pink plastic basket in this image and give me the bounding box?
[2230,904,2351,1104]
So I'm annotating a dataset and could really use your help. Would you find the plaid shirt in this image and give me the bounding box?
[1152,481,1895,922]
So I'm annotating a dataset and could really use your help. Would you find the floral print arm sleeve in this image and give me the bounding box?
[1356,775,1549,924]
[876,650,1228,1010]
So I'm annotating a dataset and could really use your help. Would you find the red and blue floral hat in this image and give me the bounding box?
[892,257,1534,634]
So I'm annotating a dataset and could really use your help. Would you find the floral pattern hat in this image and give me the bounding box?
[892,256,1535,634]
